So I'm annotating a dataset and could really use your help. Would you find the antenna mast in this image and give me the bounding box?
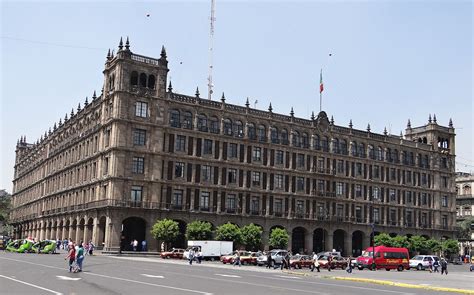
[208,0,216,100]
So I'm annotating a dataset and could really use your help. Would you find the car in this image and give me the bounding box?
[270,249,288,266]
[257,253,269,266]
[290,255,313,269]
[31,240,57,254]
[449,257,463,265]
[318,255,348,270]
[160,248,185,259]
[6,239,34,253]
[0,235,10,250]
[220,250,251,264]
[409,255,439,270]
[240,252,261,265]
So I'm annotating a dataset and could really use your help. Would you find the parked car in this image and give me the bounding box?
[0,235,10,250]
[270,249,289,266]
[160,248,185,259]
[318,255,348,269]
[6,239,34,253]
[449,257,463,265]
[357,246,409,271]
[240,252,261,265]
[290,255,313,269]
[257,253,268,266]
[220,251,251,264]
[409,255,440,270]
[31,240,56,254]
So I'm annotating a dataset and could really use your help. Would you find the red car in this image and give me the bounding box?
[220,251,251,264]
[290,255,313,269]
[318,255,348,269]
[160,248,185,259]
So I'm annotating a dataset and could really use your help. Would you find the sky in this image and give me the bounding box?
[0,0,472,192]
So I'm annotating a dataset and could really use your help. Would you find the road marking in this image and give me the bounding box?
[0,257,212,295]
[215,274,241,278]
[141,274,165,278]
[56,276,82,281]
[276,275,302,279]
[0,274,63,295]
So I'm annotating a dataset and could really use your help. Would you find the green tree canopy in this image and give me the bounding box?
[391,235,410,248]
[458,217,474,240]
[426,239,442,254]
[374,233,393,247]
[215,223,241,245]
[409,235,428,254]
[185,220,213,240]
[150,219,179,251]
[442,239,459,255]
[241,223,263,251]
[269,228,289,249]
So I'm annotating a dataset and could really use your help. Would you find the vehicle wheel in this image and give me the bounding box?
[386,268,390,271]
[243,261,247,265]
[397,265,404,272]
[210,257,216,262]
[416,264,422,271]
[358,266,363,270]
[223,262,226,264]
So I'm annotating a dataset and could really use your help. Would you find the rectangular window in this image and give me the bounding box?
[336,182,344,196]
[202,165,212,182]
[337,160,344,173]
[422,193,427,205]
[317,180,325,193]
[421,173,427,185]
[373,165,380,179]
[406,211,413,226]
[203,139,213,155]
[251,171,261,186]
[250,196,259,214]
[389,189,396,202]
[441,196,448,207]
[296,200,304,216]
[373,187,380,200]
[228,168,237,184]
[356,163,363,176]
[421,213,428,227]
[441,157,448,169]
[135,101,148,117]
[275,174,284,189]
[132,157,144,174]
[390,209,396,225]
[200,191,210,210]
[407,171,412,183]
[276,150,284,165]
[373,208,380,223]
[175,162,185,178]
[176,135,186,152]
[390,168,396,181]
[172,190,183,208]
[226,194,236,211]
[133,129,147,146]
[296,177,305,191]
[442,176,448,188]
[229,143,238,158]
[274,198,283,215]
[406,191,412,203]
[252,147,262,161]
[131,186,143,202]
[442,215,448,229]
[336,205,344,221]
[317,158,325,173]
[297,154,305,168]
[355,184,362,198]
[355,206,362,222]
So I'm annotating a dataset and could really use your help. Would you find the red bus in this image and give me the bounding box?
[356,246,409,271]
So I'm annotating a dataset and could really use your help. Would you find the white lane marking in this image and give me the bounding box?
[141,274,165,278]
[276,275,301,279]
[0,274,63,295]
[215,274,241,278]
[0,257,212,295]
[56,276,82,281]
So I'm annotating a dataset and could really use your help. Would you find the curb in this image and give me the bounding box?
[284,270,310,277]
[325,276,474,295]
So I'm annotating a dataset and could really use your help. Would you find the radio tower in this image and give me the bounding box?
[207,0,216,100]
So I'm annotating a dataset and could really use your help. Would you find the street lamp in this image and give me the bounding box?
[371,193,378,270]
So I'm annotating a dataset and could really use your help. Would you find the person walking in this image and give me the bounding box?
[188,248,195,265]
[440,258,448,275]
[346,257,353,273]
[88,240,94,255]
[233,251,241,267]
[266,251,273,269]
[133,239,138,251]
[327,254,333,272]
[76,244,85,272]
[64,244,76,273]
[433,259,440,273]
[141,240,147,252]
[197,248,203,264]
[428,259,433,273]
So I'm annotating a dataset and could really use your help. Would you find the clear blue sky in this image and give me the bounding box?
[1,0,472,192]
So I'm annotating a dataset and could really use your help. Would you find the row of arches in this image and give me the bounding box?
[131,71,155,89]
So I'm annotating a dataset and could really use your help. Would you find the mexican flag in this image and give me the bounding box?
[320,69,324,93]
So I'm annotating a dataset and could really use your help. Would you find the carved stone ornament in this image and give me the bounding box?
[316,111,330,133]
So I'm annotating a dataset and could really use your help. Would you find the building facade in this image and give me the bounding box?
[10,39,457,255]
[456,172,473,256]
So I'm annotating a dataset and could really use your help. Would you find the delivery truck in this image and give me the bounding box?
[184,240,233,261]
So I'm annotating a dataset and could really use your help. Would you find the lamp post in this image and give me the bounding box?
[371,193,377,270]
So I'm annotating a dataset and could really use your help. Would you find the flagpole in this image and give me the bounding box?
[320,90,322,112]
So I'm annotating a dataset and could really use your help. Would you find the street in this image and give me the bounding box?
[1,251,473,295]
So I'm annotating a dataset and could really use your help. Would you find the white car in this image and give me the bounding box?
[409,255,439,270]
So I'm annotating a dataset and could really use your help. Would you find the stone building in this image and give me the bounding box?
[10,39,457,255]
[456,172,473,256]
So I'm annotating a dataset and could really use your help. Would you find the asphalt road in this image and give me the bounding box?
[0,251,472,295]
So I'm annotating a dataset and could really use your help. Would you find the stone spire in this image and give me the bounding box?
[221,92,226,103]
[366,123,371,132]
[433,113,437,123]
[49,127,52,135]
[428,114,432,123]
[195,87,200,98]
[64,113,68,121]
[383,127,387,135]
[268,103,273,113]
[161,45,167,59]
[77,103,82,112]
[125,36,130,51]
[59,118,62,126]
[84,96,89,107]
[449,118,453,128]
[107,49,111,60]
[399,131,403,138]
[71,108,74,117]
[245,98,250,108]
[118,37,123,51]
[168,81,173,92]
[310,111,315,120]
[349,119,353,128]
[92,90,97,100]
[330,116,334,125]
[290,107,294,117]
[111,49,114,58]
[407,119,411,128]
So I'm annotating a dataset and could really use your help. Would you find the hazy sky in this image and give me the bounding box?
[1,0,472,192]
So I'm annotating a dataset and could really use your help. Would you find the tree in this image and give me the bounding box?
[391,235,410,248]
[409,235,427,254]
[426,239,442,255]
[185,221,213,241]
[241,223,263,251]
[458,217,474,240]
[442,239,459,255]
[215,223,241,246]
[150,219,179,251]
[374,233,393,247]
[269,228,289,250]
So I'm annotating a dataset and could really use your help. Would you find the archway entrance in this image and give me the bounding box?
[333,229,346,256]
[98,217,106,248]
[292,227,306,254]
[313,228,327,253]
[352,230,364,257]
[122,217,146,251]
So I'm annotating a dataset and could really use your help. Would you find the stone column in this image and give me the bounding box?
[287,197,293,219]
[189,190,195,211]
[216,190,221,214]
[326,233,334,252]
[305,230,314,254]
[265,196,270,217]
[104,215,121,251]
[91,217,99,246]
[344,234,351,257]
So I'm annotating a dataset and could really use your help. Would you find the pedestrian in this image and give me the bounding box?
[64,244,76,273]
[346,257,353,273]
[428,259,433,273]
[440,258,448,275]
[233,251,241,267]
[76,244,85,272]
[88,240,94,255]
[197,248,203,264]
[327,254,333,272]
[56,239,61,251]
[141,240,147,252]
[188,248,195,265]
[433,259,440,273]
[84,243,89,256]
[266,251,273,269]
[133,239,138,251]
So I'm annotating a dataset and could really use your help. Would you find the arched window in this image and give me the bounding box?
[209,116,219,134]
[393,149,399,163]
[377,147,384,161]
[357,143,365,157]
[197,114,208,132]
[139,73,147,87]
[463,185,471,195]
[169,109,180,127]
[270,127,279,144]
[340,139,347,155]
[281,129,289,145]
[386,148,392,162]
[234,120,243,137]
[182,111,192,129]
[247,123,256,140]
[313,135,321,150]
[131,71,138,86]
[223,119,232,136]
[257,125,266,142]
[333,138,340,154]
[302,133,309,148]
[368,145,375,159]
[321,136,329,152]
[292,130,301,147]
[148,75,156,89]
